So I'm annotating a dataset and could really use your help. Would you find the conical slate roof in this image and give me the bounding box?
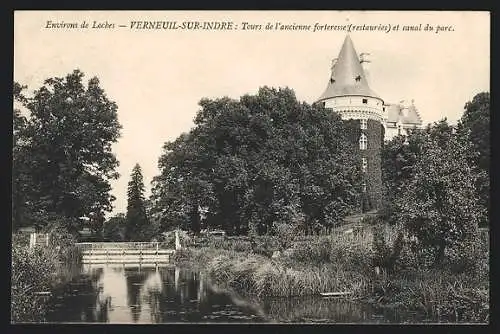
[318,35,380,101]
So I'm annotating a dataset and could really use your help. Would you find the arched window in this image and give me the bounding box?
[359,134,367,150]
[362,182,367,193]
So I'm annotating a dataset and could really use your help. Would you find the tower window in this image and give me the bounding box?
[330,78,335,83]
[362,158,368,172]
[362,182,367,193]
[355,75,361,82]
[359,134,367,150]
[362,98,368,104]
[360,119,367,129]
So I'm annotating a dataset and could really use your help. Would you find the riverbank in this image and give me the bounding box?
[173,225,489,323]
[11,231,82,323]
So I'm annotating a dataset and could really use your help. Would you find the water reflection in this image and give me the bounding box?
[46,265,267,323]
[45,264,442,324]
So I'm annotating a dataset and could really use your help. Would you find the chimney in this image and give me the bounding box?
[359,52,371,85]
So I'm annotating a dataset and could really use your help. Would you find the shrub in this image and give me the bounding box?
[171,248,193,264]
[444,235,488,276]
[372,224,404,273]
[11,244,57,322]
[250,236,277,257]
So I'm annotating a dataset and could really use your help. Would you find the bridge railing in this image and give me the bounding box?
[76,242,163,251]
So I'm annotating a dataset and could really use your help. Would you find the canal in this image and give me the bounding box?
[44,264,442,324]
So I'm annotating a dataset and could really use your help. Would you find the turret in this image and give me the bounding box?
[317,35,384,212]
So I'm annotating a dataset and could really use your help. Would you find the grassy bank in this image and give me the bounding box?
[11,231,82,323]
[173,225,489,323]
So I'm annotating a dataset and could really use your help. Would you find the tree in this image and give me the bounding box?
[12,70,121,232]
[151,87,362,235]
[381,119,454,222]
[457,92,490,227]
[391,131,483,266]
[103,213,126,241]
[125,164,150,241]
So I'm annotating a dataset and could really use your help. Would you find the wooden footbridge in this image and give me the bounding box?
[75,242,176,264]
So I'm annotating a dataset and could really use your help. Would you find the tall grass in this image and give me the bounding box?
[176,223,489,323]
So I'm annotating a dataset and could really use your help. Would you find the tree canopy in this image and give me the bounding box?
[150,87,363,235]
[12,70,121,233]
[382,92,489,264]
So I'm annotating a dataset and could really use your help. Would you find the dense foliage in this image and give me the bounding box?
[381,92,489,266]
[457,92,490,227]
[12,70,121,233]
[103,213,126,241]
[150,87,363,235]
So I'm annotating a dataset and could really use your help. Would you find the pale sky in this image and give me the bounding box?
[14,11,490,216]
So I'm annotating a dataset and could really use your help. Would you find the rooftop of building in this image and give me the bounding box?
[317,35,380,101]
[385,100,423,125]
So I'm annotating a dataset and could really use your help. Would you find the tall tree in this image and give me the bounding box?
[151,87,362,235]
[12,70,121,232]
[126,164,150,241]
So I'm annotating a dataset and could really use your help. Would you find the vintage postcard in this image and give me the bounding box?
[12,10,490,324]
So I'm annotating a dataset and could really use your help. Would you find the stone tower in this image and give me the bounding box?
[317,35,384,211]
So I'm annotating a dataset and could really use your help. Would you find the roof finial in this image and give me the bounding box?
[346,17,350,34]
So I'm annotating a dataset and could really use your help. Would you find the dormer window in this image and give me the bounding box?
[330,78,335,83]
[355,75,361,82]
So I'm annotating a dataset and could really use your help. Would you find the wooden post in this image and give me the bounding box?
[175,230,181,250]
[156,242,159,261]
[140,243,142,262]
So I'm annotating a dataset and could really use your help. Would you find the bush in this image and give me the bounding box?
[250,236,277,257]
[372,224,404,273]
[11,228,83,323]
[171,248,193,264]
[11,243,57,322]
[444,235,488,276]
[46,226,82,264]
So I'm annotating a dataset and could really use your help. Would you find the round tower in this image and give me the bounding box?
[317,35,384,212]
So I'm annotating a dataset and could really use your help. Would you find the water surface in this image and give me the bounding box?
[45,264,446,324]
